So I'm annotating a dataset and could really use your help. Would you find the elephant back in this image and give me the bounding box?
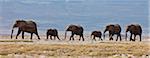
[107,24,114,31]
[47,29,58,36]
[21,21,37,32]
[91,31,101,37]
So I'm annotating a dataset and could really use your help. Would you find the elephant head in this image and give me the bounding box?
[11,20,26,39]
[125,24,142,41]
[125,24,134,40]
[103,24,115,39]
[64,24,84,41]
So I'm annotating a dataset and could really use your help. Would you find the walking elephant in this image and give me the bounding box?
[46,28,60,40]
[11,20,40,40]
[125,24,142,41]
[65,24,84,41]
[91,31,102,41]
[103,24,122,41]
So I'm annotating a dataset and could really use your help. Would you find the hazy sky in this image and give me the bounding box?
[0,0,149,35]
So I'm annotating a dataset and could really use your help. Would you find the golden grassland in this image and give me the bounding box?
[0,35,149,58]
[0,41,149,57]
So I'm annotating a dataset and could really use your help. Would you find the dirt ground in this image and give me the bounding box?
[0,35,150,58]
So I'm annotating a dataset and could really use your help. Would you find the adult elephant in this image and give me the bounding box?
[11,20,40,40]
[103,24,122,41]
[64,24,84,41]
[125,24,142,41]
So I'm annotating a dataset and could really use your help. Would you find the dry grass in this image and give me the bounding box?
[0,42,149,57]
[0,40,33,42]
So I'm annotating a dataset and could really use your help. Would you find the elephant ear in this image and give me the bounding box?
[114,25,121,33]
[107,25,114,31]
[69,25,78,31]
[129,25,138,33]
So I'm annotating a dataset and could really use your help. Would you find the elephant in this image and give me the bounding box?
[125,24,142,41]
[65,24,84,41]
[103,24,122,41]
[11,20,40,40]
[91,31,102,41]
[46,28,60,40]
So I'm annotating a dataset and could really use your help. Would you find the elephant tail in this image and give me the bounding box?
[11,28,14,39]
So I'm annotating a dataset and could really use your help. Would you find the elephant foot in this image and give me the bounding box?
[130,39,135,41]
[93,39,96,41]
[38,38,40,40]
[69,38,72,41]
[58,39,61,40]
[109,38,113,41]
[120,39,122,41]
[82,39,84,41]
[132,39,135,41]
[79,38,81,41]
[50,38,53,40]
[99,38,103,41]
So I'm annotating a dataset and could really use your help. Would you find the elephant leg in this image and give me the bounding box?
[30,33,33,40]
[116,34,121,41]
[119,34,122,41]
[99,36,103,41]
[109,34,113,41]
[133,34,136,41]
[50,35,52,40]
[70,33,74,41]
[81,34,84,41]
[130,34,133,41]
[93,36,96,41]
[139,34,142,41]
[57,36,60,40]
[22,31,24,39]
[47,34,49,40]
[109,34,113,40]
[54,36,56,40]
[35,32,40,40]
[16,30,21,39]
[79,35,81,41]
[116,34,119,41]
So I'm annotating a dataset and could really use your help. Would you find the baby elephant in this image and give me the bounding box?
[91,31,102,41]
[46,28,60,40]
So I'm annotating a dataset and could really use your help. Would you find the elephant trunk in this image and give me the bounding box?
[103,29,107,39]
[125,32,127,41]
[64,31,67,40]
[11,28,14,39]
[90,34,93,39]
[103,34,105,40]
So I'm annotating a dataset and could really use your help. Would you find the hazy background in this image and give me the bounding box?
[0,0,149,36]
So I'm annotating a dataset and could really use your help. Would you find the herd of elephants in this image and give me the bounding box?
[10,20,142,42]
